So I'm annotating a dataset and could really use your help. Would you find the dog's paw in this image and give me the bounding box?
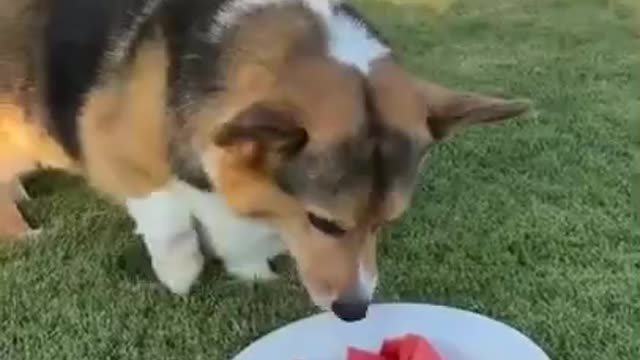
[150,231,205,294]
[227,261,278,281]
[152,252,204,294]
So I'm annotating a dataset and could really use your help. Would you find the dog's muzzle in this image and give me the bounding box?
[329,268,376,322]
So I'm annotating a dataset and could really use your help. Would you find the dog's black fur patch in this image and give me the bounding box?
[160,0,231,191]
[44,0,116,158]
[43,0,163,158]
[162,0,231,111]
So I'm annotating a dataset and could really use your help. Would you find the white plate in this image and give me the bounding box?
[233,303,551,360]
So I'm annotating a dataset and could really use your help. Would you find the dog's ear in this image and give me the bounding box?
[420,81,530,140]
[213,103,308,167]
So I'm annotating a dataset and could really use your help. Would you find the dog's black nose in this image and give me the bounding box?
[331,300,369,322]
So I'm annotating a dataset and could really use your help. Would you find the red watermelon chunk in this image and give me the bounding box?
[380,338,403,360]
[402,334,443,360]
[347,334,443,360]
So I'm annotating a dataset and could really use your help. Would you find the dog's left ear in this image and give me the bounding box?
[420,81,530,140]
[208,103,307,216]
[213,102,308,167]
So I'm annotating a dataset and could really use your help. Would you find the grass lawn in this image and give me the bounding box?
[1,0,638,359]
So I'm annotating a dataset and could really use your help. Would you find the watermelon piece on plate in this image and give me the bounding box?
[349,334,443,360]
[402,334,443,360]
[380,338,403,360]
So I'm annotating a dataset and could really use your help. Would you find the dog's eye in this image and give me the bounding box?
[307,212,346,237]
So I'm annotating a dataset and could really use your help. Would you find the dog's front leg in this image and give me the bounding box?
[174,181,285,281]
[126,181,204,294]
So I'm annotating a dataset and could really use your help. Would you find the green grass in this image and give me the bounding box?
[1,0,638,359]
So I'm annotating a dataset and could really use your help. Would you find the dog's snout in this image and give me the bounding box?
[323,265,376,322]
[330,299,369,322]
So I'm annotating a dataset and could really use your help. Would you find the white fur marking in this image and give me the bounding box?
[357,262,378,301]
[326,13,389,74]
[174,181,285,280]
[126,182,204,294]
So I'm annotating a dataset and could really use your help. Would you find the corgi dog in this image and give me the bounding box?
[0,0,529,321]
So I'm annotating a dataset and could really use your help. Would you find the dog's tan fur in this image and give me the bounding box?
[1,0,64,179]
[79,36,171,200]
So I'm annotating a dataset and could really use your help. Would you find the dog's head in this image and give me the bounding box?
[199,54,528,321]
[193,11,528,320]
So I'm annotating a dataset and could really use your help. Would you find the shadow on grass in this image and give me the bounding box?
[21,168,84,197]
